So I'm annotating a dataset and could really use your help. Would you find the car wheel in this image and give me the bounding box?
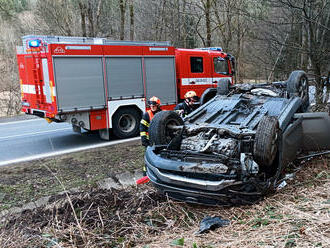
[200,88,217,105]
[287,70,309,112]
[217,78,231,95]
[253,116,280,167]
[112,107,141,139]
[149,111,184,145]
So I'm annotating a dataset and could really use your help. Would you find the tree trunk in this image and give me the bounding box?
[236,7,241,82]
[205,0,211,47]
[182,0,187,47]
[87,1,95,37]
[78,2,87,37]
[129,0,134,40]
[119,0,126,40]
[95,0,103,37]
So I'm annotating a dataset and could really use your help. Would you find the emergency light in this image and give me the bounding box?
[197,47,223,52]
[28,39,41,48]
[207,47,223,51]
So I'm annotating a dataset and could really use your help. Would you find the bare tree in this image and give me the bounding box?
[119,0,127,40]
[35,0,77,36]
[78,0,103,37]
[129,0,134,40]
[264,0,330,103]
[78,1,87,36]
[203,0,212,46]
[0,0,29,116]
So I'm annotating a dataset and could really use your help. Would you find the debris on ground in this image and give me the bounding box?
[196,216,230,234]
[276,180,287,190]
[136,176,150,184]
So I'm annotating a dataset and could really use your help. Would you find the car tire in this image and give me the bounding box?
[287,70,309,112]
[112,107,141,139]
[253,116,280,167]
[149,111,184,145]
[200,88,217,105]
[217,78,231,95]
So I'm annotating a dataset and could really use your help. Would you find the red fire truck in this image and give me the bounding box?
[16,35,235,139]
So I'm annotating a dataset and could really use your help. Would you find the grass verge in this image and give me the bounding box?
[0,143,328,248]
[0,140,144,211]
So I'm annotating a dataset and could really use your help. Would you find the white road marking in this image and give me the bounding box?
[0,118,42,126]
[0,137,140,167]
[0,128,72,140]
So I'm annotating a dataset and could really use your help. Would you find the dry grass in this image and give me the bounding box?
[145,158,329,248]
[0,140,144,211]
[0,91,21,117]
[147,184,329,248]
[0,157,329,248]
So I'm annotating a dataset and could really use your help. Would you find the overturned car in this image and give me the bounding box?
[145,71,330,205]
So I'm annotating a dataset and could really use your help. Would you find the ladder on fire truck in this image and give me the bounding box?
[28,48,44,105]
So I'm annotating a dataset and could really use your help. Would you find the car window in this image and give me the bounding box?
[213,57,229,74]
[190,57,203,73]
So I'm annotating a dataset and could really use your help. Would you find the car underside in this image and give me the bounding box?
[145,71,330,205]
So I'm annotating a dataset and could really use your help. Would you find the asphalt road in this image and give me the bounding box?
[0,86,322,167]
[0,118,139,166]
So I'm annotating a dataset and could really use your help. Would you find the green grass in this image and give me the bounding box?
[0,140,144,211]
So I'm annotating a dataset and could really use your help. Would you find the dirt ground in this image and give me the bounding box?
[0,141,329,247]
[0,140,144,211]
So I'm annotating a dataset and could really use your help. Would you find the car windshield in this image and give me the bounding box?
[213,57,229,74]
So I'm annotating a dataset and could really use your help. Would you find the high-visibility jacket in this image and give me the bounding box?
[140,109,161,146]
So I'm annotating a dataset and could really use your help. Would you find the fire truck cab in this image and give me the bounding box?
[16,35,235,140]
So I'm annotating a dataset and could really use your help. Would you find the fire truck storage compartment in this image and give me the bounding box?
[144,57,176,105]
[90,110,107,130]
[41,58,52,104]
[105,57,143,99]
[53,57,106,112]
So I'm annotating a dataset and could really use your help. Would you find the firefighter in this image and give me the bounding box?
[140,96,162,176]
[175,90,199,118]
[140,96,162,147]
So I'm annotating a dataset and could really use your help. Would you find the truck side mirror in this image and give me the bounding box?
[231,57,236,76]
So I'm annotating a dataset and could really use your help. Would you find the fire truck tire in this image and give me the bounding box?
[112,107,141,139]
[149,111,183,146]
[287,70,309,112]
[217,78,231,95]
[253,116,280,168]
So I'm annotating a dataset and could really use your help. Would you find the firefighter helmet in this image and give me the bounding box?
[184,91,198,102]
[148,96,161,106]
[184,91,197,99]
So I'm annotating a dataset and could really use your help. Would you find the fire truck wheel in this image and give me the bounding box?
[112,107,141,139]
[149,111,183,145]
[253,116,280,168]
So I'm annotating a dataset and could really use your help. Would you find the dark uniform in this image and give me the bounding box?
[140,108,161,176]
[174,100,195,118]
[140,109,162,147]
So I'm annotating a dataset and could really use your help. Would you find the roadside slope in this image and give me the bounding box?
[0,140,144,211]
[0,142,328,247]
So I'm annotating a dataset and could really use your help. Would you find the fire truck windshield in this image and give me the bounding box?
[213,57,229,75]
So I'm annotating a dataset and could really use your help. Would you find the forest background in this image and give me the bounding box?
[0,0,329,116]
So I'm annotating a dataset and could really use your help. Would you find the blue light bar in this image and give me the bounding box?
[28,39,41,48]
[197,47,223,52]
[207,47,223,51]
